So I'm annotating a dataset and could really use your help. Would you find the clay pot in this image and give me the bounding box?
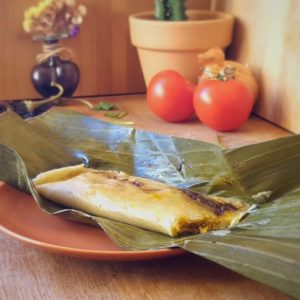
[129,10,234,86]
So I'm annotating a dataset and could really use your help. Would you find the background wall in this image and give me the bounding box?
[216,0,300,133]
[0,0,210,100]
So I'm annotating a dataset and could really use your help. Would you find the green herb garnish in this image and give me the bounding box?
[94,101,117,111]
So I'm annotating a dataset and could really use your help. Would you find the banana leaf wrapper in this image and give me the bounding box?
[0,110,299,299]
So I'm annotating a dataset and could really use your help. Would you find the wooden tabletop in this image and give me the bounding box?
[0,94,292,300]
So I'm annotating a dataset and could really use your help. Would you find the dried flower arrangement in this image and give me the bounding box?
[10,0,129,122]
[6,0,89,118]
[23,0,87,42]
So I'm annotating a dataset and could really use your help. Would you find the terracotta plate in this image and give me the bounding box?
[0,183,185,261]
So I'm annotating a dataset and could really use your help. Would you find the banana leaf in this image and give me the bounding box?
[0,110,299,299]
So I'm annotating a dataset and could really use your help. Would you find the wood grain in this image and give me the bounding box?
[216,0,300,133]
[64,94,290,149]
[0,94,292,299]
[0,235,292,300]
[0,0,210,100]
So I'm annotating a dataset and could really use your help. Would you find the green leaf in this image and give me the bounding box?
[181,235,300,298]
[94,101,117,111]
[0,109,299,298]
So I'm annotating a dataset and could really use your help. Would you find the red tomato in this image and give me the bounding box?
[193,80,254,131]
[147,70,195,122]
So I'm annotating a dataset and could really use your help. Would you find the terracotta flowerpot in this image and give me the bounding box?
[129,10,234,86]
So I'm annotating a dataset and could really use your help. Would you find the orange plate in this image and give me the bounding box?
[0,183,185,261]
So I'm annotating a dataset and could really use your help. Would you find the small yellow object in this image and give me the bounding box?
[22,19,32,33]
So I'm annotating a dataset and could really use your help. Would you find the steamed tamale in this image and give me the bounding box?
[33,165,250,237]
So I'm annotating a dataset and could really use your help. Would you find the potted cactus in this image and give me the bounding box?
[154,0,187,20]
[129,0,234,86]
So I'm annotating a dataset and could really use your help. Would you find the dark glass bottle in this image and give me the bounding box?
[31,40,80,98]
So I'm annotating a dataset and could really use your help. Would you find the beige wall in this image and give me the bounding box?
[216,0,300,133]
[0,0,210,100]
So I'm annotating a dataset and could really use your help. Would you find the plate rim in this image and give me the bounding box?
[0,223,184,257]
[0,183,185,261]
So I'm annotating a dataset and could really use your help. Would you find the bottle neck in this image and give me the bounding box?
[42,40,61,66]
[47,55,60,66]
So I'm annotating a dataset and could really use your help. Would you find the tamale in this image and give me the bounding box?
[33,165,250,237]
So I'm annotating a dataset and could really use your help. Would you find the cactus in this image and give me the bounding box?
[155,0,187,21]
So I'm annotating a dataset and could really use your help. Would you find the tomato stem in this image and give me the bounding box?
[202,66,236,82]
[217,73,225,81]
[223,66,235,81]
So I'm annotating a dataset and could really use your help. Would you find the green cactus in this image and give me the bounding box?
[155,0,187,21]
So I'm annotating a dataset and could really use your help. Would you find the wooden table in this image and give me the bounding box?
[0,94,292,300]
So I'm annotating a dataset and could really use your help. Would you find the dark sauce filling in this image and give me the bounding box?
[183,189,238,216]
[101,172,145,188]
[131,180,144,187]
[178,221,210,235]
